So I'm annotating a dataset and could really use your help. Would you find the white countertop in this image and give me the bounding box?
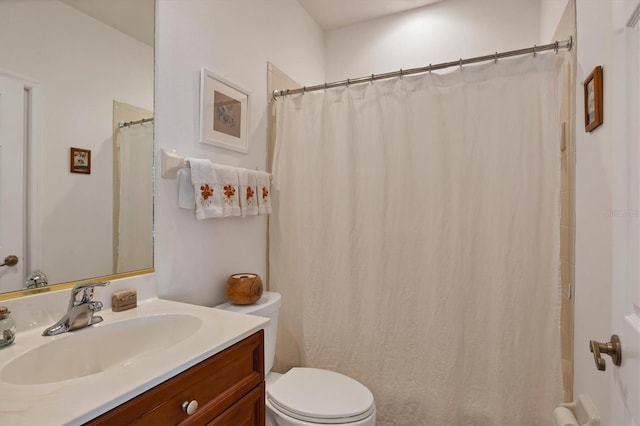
[0,297,269,425]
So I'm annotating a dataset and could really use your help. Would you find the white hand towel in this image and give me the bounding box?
[188,157,216,184]
[237,168,259,217]
[188,158,223,219]
[177,166,195,209]
[257,171,272,215]
[215,164,241,217]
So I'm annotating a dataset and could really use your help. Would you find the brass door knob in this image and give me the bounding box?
[589,334,621,371]
[0,255,18,267]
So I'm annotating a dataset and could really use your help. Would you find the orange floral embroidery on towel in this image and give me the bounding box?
[223,185,237,204]
[200,184,214,207]
[246,186,255,203]
[262,187,269,200]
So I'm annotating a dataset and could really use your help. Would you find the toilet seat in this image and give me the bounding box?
[267,368,375,425]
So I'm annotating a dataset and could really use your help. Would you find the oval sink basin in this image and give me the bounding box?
[1,314,202,385]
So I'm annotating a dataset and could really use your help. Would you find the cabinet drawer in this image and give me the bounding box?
[87,330,264,425]
[207,382,265,426]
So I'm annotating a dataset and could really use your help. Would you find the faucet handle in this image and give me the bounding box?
[70,281,109,304]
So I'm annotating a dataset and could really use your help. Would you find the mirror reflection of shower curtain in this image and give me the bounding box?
[115,123,153,273]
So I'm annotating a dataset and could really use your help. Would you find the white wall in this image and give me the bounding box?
[0,0,153,284]
[540,0,571,44]
[154,0,325,306]
[574,1,633,423]
[324,0,541,82]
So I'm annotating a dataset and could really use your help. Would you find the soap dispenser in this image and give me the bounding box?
[0,307,16,347]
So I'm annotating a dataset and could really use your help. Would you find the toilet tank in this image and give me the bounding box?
[213,291,281,375]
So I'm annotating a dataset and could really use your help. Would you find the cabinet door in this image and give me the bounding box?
[87,331,264,425]
[206,383,265,426]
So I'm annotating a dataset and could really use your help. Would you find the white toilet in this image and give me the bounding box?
[214,291,376,426]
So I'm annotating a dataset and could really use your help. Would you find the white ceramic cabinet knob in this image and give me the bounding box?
[182,400,199,416]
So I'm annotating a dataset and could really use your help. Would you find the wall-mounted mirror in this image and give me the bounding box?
[0,0,154,297]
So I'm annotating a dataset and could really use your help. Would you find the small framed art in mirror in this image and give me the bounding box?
[70,147,91,174]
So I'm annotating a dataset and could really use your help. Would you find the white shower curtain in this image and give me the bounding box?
[271,54,563,425]
[115,123,153,273]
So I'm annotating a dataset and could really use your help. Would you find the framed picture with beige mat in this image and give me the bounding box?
[200,68,250,153]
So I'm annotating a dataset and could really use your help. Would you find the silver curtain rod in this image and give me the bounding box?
[118,117,154,128]
[273,37,573,99]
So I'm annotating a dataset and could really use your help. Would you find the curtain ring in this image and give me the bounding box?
[494,52,498,64]
[371,74,375,83]
[459,58,463,70]
[533,45,537,57]
[399,68,403,78]
[302,86,306,94]
[554,41,559,54]
[429,64,432,74]
[347,78,350,86]
[324,82,328,91]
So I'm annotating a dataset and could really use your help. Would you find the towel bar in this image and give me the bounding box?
[160,147,270,179]
[160,148,185,179]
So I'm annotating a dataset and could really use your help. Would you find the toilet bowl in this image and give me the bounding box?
[213,291,376,426]
[265,368,375,426]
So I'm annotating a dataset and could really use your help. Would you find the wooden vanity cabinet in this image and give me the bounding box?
[86,330,265,426]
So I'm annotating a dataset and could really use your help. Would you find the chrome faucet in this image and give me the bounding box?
[42,281,109,336]
[25,270,48,289]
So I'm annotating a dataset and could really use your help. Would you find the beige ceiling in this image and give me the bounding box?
[58,0,444,46]
[297,0,445,30]
[59,0,154,47]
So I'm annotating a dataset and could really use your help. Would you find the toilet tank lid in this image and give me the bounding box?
[213,291,281,317]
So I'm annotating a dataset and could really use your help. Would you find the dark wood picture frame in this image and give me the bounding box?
[70,147,91,174]
[584,65,603,132]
